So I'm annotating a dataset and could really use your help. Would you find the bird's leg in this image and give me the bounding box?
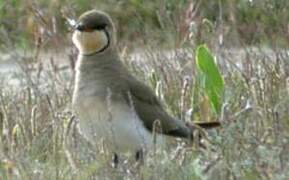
[135,149,144,164]
[112,153,119,168]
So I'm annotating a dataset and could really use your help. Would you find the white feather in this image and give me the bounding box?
[75,95,161,152]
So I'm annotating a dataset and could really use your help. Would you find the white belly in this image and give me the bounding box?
[75,97,155,152]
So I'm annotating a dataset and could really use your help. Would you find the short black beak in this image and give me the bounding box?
[75,23,85,31]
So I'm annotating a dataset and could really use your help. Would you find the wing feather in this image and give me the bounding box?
[123,76,191,138]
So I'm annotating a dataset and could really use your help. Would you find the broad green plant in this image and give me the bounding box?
[196,45,224,114]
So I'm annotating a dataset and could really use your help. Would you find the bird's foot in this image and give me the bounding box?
[112,153,119,168]
[135,149,144,164]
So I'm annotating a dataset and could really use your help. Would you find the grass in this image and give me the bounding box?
[1,0,289,48]
[1,0,289,179]
[1,46,289,179]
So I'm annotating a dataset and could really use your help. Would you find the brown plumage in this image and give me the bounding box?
[72,10,220,154]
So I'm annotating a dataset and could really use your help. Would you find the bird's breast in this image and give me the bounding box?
[75,95,156,152]
[72,71,154,152]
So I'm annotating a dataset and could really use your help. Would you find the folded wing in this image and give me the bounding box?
[123,76,192,139]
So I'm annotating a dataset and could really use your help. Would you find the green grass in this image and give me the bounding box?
[0,46,289,179]
[1,1,289,179]
[1,0,289,48]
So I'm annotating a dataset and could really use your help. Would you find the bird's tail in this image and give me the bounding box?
[167,120,220,140]
[190,121,221,129]
[185,120,221,148]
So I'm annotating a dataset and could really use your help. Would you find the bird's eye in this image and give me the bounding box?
[94,24,107,30]
[75,23,86,31]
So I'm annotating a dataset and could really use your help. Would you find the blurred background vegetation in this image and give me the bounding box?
[1,0,289,51]
[1,0,289,179]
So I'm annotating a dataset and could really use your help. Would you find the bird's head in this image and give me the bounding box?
[72,10,116,56]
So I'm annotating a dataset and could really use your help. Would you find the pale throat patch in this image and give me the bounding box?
[72,30,108,55]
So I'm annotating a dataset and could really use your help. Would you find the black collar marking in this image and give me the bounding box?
[82,29,110,56]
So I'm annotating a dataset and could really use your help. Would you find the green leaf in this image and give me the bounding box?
[196,45,224,114]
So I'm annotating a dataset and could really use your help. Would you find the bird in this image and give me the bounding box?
[71,9,220,163]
